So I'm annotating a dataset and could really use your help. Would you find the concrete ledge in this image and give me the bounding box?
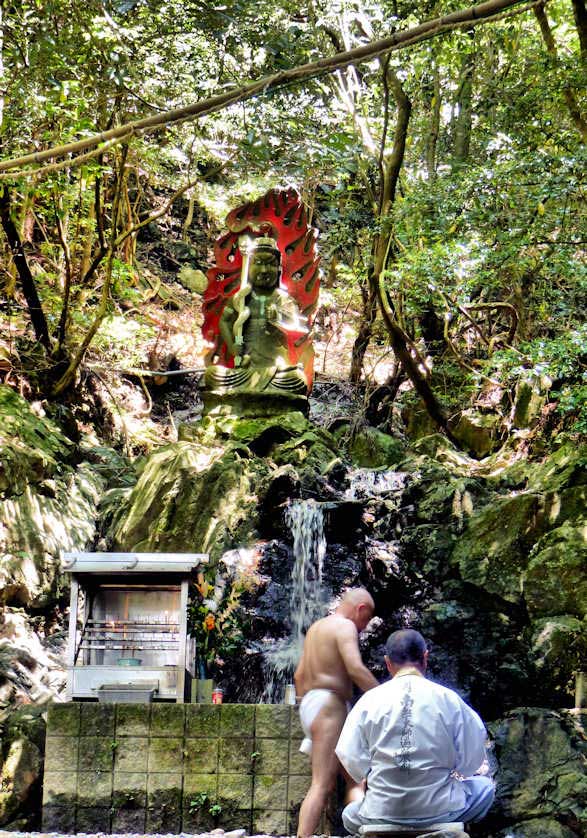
[42,702,320,836]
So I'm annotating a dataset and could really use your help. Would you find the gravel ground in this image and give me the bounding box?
[0,832,307,838]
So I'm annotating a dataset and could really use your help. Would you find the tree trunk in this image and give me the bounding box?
[571,0,587,59]
[51,147,129,396]
[425,64,441,180]
[350,65,411,383]
[534,2,587,142]
[350,281,378,382]
[452,33,475,167]
[0,190,51,352]
[377,277,458,443]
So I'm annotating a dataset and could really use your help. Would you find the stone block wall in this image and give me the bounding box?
[42,702,316,835]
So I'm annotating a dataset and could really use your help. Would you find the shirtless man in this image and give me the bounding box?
[294,588,379,838]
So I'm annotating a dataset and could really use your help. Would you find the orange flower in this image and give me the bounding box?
[204,613,215,631]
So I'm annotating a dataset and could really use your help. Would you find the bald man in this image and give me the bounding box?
[294,588,379,838]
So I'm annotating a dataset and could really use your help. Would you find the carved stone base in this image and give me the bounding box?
[202,390,309,418]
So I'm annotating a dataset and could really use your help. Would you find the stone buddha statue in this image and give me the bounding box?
[203,235,310,414]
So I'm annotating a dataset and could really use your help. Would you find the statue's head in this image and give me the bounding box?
[248,236,281,292]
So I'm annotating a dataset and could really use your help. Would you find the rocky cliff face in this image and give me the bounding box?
[1,385,586,834]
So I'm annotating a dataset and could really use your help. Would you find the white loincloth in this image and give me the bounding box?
[298,689,348,756]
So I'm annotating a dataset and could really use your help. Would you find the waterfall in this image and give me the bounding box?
[262,499,327,702]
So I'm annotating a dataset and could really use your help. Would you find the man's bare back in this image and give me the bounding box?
[296,614,368,701]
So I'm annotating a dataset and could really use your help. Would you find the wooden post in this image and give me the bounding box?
[66,577,79,700]
[177,579,189,703]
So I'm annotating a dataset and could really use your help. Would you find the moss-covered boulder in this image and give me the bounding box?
[0,386,74,496]
[495,817,581,837]
[511,377,549,429]
[450,409,504,458]
[401,399,439,441]
[494,441,587,494]
[491,708,587,833]
[450,492,545,603]
[524,522,587,619]
[0,705,46,828]
[448,442,587,607]
[110,440,270,562]
[0,387,105,607]
[530,616,587,701]
[110,413,343,562]
[331,422,405,468]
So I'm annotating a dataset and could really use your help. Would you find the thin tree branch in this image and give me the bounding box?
[55,205,73,350]
[0,189,52,351]
[114,178,203,249]
[51,147,129,396]
[0,133,134,182]
[378,273,460,444]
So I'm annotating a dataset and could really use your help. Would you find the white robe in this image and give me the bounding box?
[335,674,488,822]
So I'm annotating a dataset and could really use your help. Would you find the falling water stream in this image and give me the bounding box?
[262,499,327,701]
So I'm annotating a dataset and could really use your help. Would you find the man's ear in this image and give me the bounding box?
[384,655,394,675]
[423,649,429,669]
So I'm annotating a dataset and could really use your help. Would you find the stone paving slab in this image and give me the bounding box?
[0,831,319,838]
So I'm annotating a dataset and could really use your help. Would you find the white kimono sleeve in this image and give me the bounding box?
[335,702,371,783]
[452,697,488,777]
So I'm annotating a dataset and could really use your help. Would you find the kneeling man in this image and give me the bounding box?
[336,629,495,833]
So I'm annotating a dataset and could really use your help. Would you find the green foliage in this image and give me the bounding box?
[188,791,222,818]
[188,575,247,675]
[1,0,586,416]
[553,384,587,434]
[487,328,587,432]
[92,315,156,366]
[490,326,587,385]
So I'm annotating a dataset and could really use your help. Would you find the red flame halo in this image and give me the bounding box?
[202,187,320,387]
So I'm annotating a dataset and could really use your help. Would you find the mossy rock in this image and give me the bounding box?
[541,485,587,530]
[272,430,340,475]
[450,492,546,603]
[497,442,587,494]
[0,461,105,606]
[531,615,587,701]
[400,456,485,527]
[0,705,46,826]
[110,441,270,562]
[0,385,74,496]
[180,411,310,448]
[491,708,587,827]
[410,433,457,460]
[449,409,504,458]
[511,377,549,429]
[401,399,438,441]
[495,818,580,837]
[524,521,587,619]
[346,426,405,468]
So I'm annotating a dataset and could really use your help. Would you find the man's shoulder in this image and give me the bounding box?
[422,679,483,714]
[313,614,355,635]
